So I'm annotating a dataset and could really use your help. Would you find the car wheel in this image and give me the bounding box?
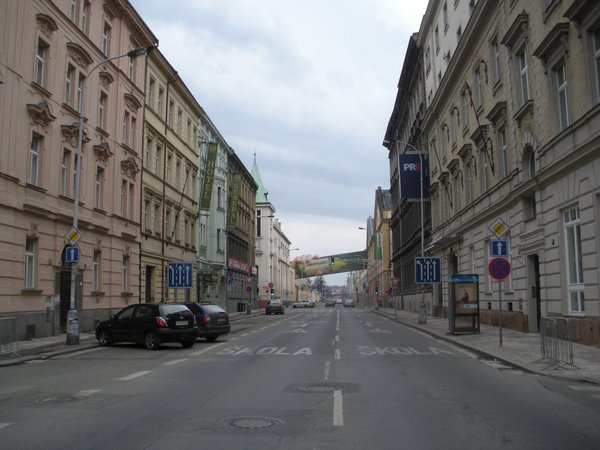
[206,335,218,342]
[144,332,161,350]
[97,330,113,346]
[181,340,195,348]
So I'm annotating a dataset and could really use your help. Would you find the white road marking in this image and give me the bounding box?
[335,335,339,342]
[324,361,331,381]
[118,371,151,381]
[162,359,188,366]
[568,385,600,392]
[335,349,341,360]
[0,423,11,430]
[77,389,102,397]
[333,389,344,426]
[24,360,47,364]
[370,328,391,333]
[189,342,224,356]
[56,347,107,358]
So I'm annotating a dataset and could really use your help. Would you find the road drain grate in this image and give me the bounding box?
[223,416,283,430]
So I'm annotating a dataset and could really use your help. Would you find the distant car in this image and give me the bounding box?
[179,302,230,342]
[343,299,355,307]
[95,303,198,350]
[325,299,336,307]
[336,299,343,305]
[292,300,312,308]
[266,299,285,315]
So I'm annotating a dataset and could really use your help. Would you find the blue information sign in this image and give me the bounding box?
[65,246,79,263]
[490,239,508,257]
[167,262,193,288]
[415,257,441,284]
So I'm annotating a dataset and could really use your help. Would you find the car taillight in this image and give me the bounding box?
[155,316,168,328]
[203,315,211,324]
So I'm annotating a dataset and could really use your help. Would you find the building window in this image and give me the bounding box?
[73,154,80,197]
[155,143,162,175]
[145,137,152,167]
[166,152,172,182]
[460,89,468,130]
[175,158,181,189]
[491,39,501,85]
[523,146,535,180]
[144,199,150,230]
[452,172,461,212]
[148,77,155,107]
[564,206,584,314]
[465,163,473,203]
[168,101,174,127]
[166,208,171,239]
[157,87,164,114]
[479,148,488,193]
[81,1,90,35]
[60,149,70,196]
[121,180,127,217]
[554,62,570,131]
[98,92,107,129]
[154,204,160,234]
[34,39,48,86]
[217,228,223,252]
[443,1,448,32]
[218,186,223,209]
[29,133,41,186]
[177,109,183,135]
[517,49,530,105]
[24,237,36,289]
[498,127,508,178]
[122,255,129,292]
[474,68,482,109]
[95,167,103,209]
[92,250,100,291]
[77,73,85,113]
[70,0,78,22]
[102,22,111,56]
[65,64,75,106]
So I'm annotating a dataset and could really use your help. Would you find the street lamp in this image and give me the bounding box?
[386,139,428,324]
[67,47,150,345]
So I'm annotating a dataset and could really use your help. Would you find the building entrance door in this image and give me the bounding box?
[59,270,71,332]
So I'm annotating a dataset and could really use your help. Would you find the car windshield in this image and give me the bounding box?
[160,304,190,316]
[199,304,226,313]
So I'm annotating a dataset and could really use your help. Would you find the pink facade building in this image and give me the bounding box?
[0,0,157,339]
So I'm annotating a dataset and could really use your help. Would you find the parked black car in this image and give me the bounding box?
[95,303,198,350]
[179,302,230,342]
[266,299,285,315]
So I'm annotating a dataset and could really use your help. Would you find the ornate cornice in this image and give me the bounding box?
[27,101,56,128]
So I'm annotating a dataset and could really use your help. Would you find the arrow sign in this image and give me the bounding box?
[65,246,79,263]
[415,257,441,284]
[167,262,193,288]
[490,240,508,257]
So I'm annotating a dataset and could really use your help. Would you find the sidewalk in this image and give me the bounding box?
[0,310,262,368]
[374,307,600,385]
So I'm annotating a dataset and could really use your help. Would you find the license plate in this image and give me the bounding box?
[176,320,188,326]
[217,318,226,323]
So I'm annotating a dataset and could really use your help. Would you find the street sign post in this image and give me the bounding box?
[167,262,193,289]
[415,257,441,284]
[488,257,511,346]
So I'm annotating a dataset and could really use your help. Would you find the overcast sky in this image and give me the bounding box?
[130,0,429,285]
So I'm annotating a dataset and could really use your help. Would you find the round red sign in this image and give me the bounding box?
[488,257,511,280]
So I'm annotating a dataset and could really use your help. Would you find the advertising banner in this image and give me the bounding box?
[199,143,218,210]
[398,154,429,199]
[291,250,367,279]
[227,173,241,229]
[448,274,480,334]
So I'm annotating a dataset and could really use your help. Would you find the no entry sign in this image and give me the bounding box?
[488,257,511,280]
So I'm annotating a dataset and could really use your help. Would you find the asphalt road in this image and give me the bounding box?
[1,307,599,449]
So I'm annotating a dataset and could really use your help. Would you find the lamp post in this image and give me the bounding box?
[388,140,428,324]
[67,47,149,345]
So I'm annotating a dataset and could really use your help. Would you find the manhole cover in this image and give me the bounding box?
[224,416,283,430]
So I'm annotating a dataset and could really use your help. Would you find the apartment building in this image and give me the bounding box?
[0,0,156,339]
[386,0,600,346]
[226,150,258,312]
[141,48,201,304]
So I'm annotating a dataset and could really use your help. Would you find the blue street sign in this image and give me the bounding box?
[65,246,79,263]
[415,257,441,284]
[490,239,508,257]
[167,262,193,288]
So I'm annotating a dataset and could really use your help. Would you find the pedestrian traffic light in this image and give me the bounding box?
[329,256,335,266]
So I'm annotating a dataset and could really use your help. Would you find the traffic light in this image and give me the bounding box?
[329,256,335,267]
[270,288,274,298]
[375,286,379,296]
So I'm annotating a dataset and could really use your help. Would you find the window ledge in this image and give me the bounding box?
[121,292,133,298]
[91,291,105,296]
[21,289,43,295]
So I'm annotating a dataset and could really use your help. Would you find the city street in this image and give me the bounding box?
[1,307,599,449]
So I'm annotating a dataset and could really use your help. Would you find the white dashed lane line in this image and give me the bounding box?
[162,359,188,366]
[117,371,151,381]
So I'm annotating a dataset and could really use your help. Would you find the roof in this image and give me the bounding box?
[250,153,269,204]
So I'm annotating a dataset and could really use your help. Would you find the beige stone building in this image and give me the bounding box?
[0,0,156,339]
[386,0,600,346]
[140,48,201,304]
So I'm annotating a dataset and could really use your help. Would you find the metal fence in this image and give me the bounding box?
[0,317,19,358]
[538,317,574,368]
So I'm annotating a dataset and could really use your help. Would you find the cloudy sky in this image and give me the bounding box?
[130,0,429,285]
